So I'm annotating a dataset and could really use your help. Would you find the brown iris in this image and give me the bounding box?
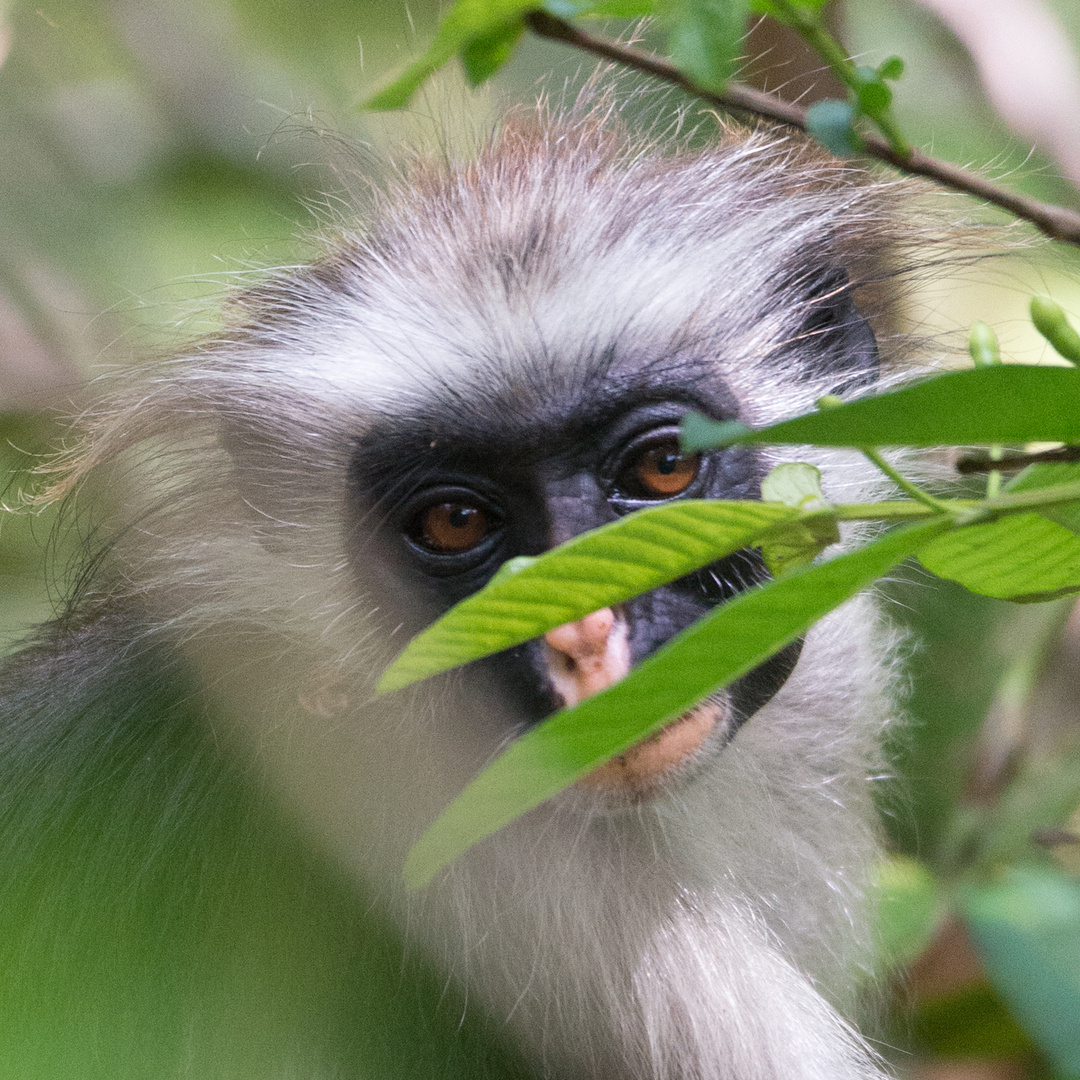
[627,440,700,497]
[412,501,492,553]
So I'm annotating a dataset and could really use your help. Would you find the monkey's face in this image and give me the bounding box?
[349,372,800,799]
[206,127,885,810]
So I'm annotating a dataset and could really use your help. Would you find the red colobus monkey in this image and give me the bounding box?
[0,103,922,1080]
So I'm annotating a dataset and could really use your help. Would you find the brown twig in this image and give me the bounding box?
[1032,827,1080,849]
[956,446,1080,473]
[524,10,1080,248]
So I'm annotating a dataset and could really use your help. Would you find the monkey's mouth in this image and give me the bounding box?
[541,609,742,802]
[576,697,733,800]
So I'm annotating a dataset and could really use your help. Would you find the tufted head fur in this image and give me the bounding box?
[35,98,951,1079]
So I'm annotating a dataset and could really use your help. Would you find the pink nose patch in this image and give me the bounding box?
[543,608,631,706]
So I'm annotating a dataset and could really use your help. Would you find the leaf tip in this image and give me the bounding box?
[1031,294,1080,365]
[375,663,411,696]
[362,83,414,112]
[402,839,441,890]
[680,411,750,451]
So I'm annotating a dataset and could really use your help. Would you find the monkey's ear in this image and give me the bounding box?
[798,267,879,390]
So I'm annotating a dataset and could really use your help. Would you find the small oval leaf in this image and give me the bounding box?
[878,55,905,80]
[805,99,859,157]
[874,855,943,971]
[761,462,828,510]
[760,515,841,576]
[667,0,749,92]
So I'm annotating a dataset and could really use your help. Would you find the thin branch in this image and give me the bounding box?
[1032,827,1080,849]
[860,447,953,511]
[524,10,1080,248]
[956,446,1080,473]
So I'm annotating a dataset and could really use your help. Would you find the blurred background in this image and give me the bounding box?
[0,1,1078,1077]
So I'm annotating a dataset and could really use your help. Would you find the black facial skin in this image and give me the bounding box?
[349,371,802,740]
[338,263,883,749]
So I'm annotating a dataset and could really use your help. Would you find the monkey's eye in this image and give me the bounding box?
[616,436,701,500]
[408,500,494,554]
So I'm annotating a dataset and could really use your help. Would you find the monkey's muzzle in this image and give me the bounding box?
[543,608,731,798]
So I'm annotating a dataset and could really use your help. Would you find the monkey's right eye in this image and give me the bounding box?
[407,501,495,555]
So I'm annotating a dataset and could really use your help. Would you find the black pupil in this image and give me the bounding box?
[449,507,475,528]
[656,453,680,474]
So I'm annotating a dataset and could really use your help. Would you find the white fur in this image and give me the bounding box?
[62,104,948,1079]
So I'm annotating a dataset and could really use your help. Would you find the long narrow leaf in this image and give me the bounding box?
[681,366,1080,450]
[378,500,799,693]
[404,518,949,887]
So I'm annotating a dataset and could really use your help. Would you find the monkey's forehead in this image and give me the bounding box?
[214,129,898,434]
[229,254,789,440]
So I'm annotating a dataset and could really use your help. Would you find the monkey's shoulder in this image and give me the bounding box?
[0,604,233,827]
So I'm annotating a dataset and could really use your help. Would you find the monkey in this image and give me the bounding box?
[0,100,925,1080]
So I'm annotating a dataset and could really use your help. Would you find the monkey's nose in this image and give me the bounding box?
[543,608,631,706]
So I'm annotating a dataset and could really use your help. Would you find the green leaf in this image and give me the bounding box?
[681,366,1080,449]
[760,514,840,576]
[403,518,949,887]
[552,0,657,15]
[667,0,750,92]
[1005,462,1080,495]
[379,500,798,693]
[1031,295,1080,365]
[365,0,532,110]
[855,81,890,118]
[878,55,905,80]
[681,411,750,451]
[590,0,658,12]
[873,855,943,970]
[759,463,837,574]
[460,19,525,85]
[805,99,859,157]
[854,67,891,118]
[540,0,589,14]
[1005,461,1080,534]
[760,462,828,510]
[963,866,1080,1077]
[749,0,829,18]
[919,512,1080,602]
